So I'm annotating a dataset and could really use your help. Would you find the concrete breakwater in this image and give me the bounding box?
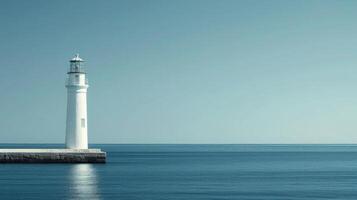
[0,149,106,163]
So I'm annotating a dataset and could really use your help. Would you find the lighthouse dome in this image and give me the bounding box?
[70,54,84,62]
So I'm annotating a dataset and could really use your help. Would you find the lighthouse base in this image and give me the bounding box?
[0,149,106,163]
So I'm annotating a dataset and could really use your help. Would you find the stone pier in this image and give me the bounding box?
[0,149,106,163]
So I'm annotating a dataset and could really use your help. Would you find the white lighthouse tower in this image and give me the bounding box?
[65,54,89,149]
[0,54,105,163]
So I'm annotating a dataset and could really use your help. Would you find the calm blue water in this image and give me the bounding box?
[1,144,357,199]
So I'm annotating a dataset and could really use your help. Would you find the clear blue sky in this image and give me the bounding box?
[1,0,357,144]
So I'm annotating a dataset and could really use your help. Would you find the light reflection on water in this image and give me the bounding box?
[69,164,101,200]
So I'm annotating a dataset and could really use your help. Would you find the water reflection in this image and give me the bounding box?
[69,164,101,200]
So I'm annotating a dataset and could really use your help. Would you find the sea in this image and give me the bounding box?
[1,144,357,199]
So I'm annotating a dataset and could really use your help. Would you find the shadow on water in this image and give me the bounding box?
[68,164,101,200]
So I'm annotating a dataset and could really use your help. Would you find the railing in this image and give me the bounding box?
[66,77,89,86]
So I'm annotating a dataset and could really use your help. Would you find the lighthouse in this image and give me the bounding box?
[0,54,105,163]
[65,54,89,149]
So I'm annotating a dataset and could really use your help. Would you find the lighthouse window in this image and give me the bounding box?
[81,118,86,128]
